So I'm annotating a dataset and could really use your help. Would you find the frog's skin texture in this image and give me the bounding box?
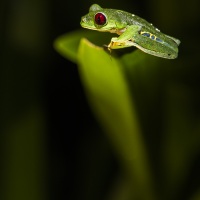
[80,4,180,59]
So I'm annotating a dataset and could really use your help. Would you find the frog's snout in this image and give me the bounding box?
[81,16,86,23]
[80,15,93,28]
[80,17,85,26]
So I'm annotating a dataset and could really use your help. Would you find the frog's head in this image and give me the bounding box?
[80,4,126,33]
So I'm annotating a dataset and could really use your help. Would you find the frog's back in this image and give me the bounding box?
[106,9,152,27]
[117,9,180,46]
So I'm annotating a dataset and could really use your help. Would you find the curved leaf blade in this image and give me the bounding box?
[77,38,156,200]
[54,30,112,63]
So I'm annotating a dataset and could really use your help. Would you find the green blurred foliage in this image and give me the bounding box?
[1,0,200,200]
[54,1,200,199]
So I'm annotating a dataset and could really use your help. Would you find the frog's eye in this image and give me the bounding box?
[94,13,107,26]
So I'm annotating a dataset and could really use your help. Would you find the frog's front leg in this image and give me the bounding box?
[108,25,141,49]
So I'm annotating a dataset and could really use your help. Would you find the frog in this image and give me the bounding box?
[80,4,181,59]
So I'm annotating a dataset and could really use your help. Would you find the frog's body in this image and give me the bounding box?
[80,4,180,59]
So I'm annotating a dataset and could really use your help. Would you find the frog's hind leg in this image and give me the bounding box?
[131,41,177,59]
[165,35,181,46]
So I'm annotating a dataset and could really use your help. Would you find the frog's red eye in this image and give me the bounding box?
[94,13,107,25]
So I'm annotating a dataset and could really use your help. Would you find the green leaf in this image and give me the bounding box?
[77,38,156,200]
[54,29,112,63]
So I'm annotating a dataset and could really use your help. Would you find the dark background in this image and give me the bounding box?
[1,0,200,200]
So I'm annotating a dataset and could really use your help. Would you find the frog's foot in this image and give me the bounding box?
[103,44,112,54]
[108,37,125,49]
[108,37,134,49]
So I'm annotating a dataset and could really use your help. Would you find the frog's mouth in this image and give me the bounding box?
[98,28,126,35]
[81,23,126,35]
